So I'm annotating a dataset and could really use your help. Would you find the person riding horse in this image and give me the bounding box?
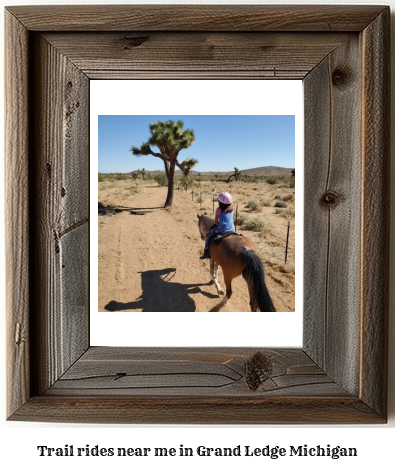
[200,192,235,259]
[197,207,276,312]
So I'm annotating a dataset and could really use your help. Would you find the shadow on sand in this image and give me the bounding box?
[104,267,217,312]
[99,201,164,216]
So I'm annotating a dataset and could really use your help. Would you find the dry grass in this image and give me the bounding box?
[99,180,140,206]
[98,176,296,300]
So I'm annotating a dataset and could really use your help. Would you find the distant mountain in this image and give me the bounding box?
[176,166,294,178]
[238,166,294,177]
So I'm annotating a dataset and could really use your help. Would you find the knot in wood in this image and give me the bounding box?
[246,351,273,391]
[123,35,149,49]
[321,190,340,207]
[332,68,348,87]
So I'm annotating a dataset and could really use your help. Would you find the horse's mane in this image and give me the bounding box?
[200,214,214,230]
[202,214,214,223]
[198,213,215,239]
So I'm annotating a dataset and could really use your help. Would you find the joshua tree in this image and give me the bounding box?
[131,120,198,207]
[226,167,242,183]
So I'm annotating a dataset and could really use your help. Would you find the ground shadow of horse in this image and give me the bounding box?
[105,268,216,312]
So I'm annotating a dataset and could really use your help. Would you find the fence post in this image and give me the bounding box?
[285,220,290,264]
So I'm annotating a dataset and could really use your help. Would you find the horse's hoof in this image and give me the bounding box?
[218,289,225,296]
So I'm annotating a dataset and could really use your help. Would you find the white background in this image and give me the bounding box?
[90,79,304,347]
[1,0,394,469]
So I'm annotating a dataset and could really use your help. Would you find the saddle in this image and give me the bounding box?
[210,231,243,245]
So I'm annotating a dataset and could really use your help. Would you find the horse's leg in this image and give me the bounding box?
[213,263,224,296]
[215,273,233,309]
[210,260,224,296]
[222,271,234,303]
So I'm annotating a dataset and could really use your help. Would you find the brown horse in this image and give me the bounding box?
[197,213,276,312]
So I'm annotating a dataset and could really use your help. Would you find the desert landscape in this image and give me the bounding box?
[98,168,295,312]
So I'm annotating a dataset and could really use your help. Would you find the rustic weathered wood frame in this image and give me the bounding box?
[5,5,389,423]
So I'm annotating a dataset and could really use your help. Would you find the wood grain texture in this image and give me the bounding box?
[5,5,389,424]
[5,5,386,32]
[29,34,90,395]
[10,396,383,425]
[46,347,345,397]
[360,8,390,418]
[304,35,362,395]
[59,225,89,368]
[5,10,31,418]
[303,56,331,368]
[42,32,350,80]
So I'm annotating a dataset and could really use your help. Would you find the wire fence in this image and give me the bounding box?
[176,185,293,263]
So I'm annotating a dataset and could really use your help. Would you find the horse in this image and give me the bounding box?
[197,213,276,312]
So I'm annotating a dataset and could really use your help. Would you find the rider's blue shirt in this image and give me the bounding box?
[216,208,235,232]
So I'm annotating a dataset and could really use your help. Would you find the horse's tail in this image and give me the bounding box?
[242,247,276,312]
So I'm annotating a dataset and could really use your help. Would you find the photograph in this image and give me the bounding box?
[97,114,296,313]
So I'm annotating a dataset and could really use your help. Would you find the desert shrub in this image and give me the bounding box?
[179,173,195,190]
[279,264,294,274]
[261,199,271,207]
[235,213,247,227]
[283,194,294,202]
[246,199,262,212]
[266,176,278,185]
[107,173,131,181]
[275,201,287,208]
[153,172,168,187]
[244,216,265,232]
[282,208,296,219]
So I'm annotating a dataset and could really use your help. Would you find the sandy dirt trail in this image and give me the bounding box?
[98,183,293,312]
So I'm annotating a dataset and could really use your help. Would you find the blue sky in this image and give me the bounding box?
[98,115,295,173]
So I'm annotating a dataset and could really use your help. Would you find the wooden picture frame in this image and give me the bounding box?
[5,5,389,424]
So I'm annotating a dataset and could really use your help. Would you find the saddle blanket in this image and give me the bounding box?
[210,231,243,245]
